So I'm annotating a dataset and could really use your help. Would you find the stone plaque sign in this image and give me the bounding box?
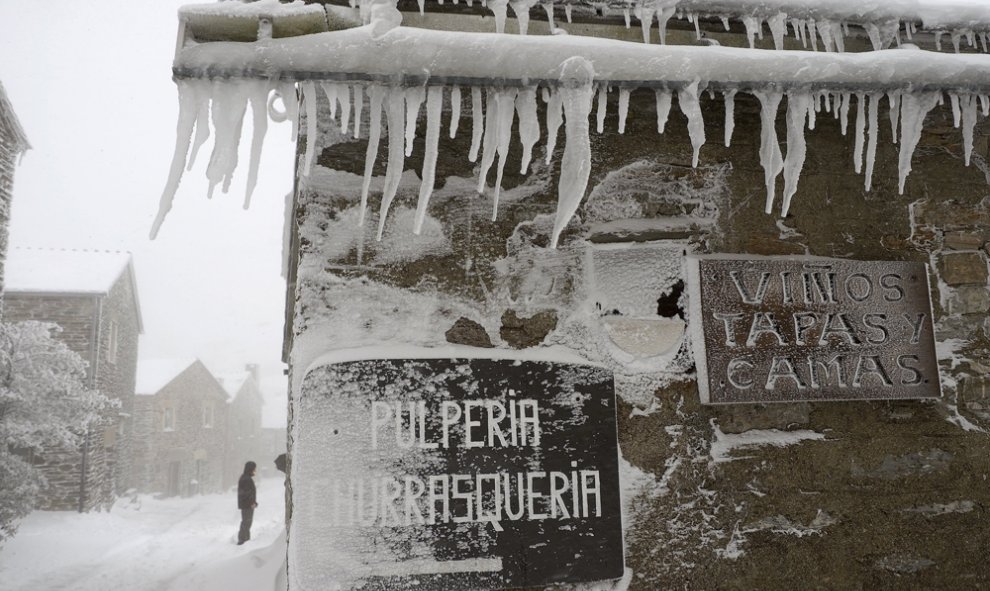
[688,255,941,404]
[291,358,624,590]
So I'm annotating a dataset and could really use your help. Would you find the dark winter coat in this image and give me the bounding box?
[238,472,257,510]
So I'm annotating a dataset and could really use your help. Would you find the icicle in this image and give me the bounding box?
[510,0,534,35]
[967,30,976,48]
[542,86,550,103]
[951,30,962,53]
[864,93,880,191]
[980,94,989,116]
[545,2,556,32]
[469,86,484,162]
[359,86,385,226]
[595,84,608,133]
[414,86,443,234]
[950,93,961,128]
[721,16,730,31]
[353,85,365,139]
[821,91,831,113]
[301,81,318,177]
[866,24,882,51]
[678,80,705,167]
[552,56,595,248]
[151,80,199,239]
[618,88,630,134]
[807,19,819,51]
[339,85,352,137]
[768,13,787,50]
[489,0,508,33]
[791,18,806,47]
[961,93,978,166]
[935,31,943,51]
[657,6,676,45]
[187,81,212,171]
[477,89,499,193]
[564,3,572,23]
[693,14,701,40]
[742,15,760,48]
[897,91,940,194]
[449,85,462,139]
[206,80,250,197]
[853,93,865,174]
[806,97,816,130]
[378,89,407,240]
[723,90,736,147]
[545,88,564,164]
[831,21,845,52]
[781,93,811,217]
[637,4,655,44]
[404,86,426,157]
[624,8,630,28]
[887,91,901,144]
[655,89,672,133]
[754,90,784,214]
[417,0,425,15]
[322,83,339,120]
[492,88,518,219]
[981,32,988,53]
[516,87,540,173]
[904,20,913,41]
[817,21,835,52]
[839,92,850,136]
[243,81,269,209]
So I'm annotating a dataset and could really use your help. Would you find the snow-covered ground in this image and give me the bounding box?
[0,477,287,591]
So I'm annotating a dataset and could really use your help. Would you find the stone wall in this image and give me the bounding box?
[286,73,990,589]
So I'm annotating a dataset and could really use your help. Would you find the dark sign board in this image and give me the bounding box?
[688,255,941,404]
[291,358,624,590]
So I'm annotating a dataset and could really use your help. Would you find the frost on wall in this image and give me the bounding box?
[158,21,990,244]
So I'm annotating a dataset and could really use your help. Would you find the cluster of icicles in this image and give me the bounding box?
[349,0,990,53]
[152,62,989,247]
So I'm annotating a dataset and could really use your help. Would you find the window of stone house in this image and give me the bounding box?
[107,320,119,364]
[163,406,175,431]
[202,403,214,429]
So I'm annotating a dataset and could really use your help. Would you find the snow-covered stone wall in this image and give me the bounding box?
[283,44,990,589]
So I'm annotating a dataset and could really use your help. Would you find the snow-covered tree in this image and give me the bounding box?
[0,321,115,544]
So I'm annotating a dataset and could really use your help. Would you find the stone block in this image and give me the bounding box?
[444,317,494,348]
[499,309,558,349]
[944,230,985,250]
[939,252,988,286]
[960,375,990,404]
[946,285,990,315]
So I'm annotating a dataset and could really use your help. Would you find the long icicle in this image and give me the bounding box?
[961,93,978,166]
[477,88,499,193]
[492,88,518,220]
[655,89,672,133]
[897,91,940,195]
[378,88,407,239]
[853,93,865,174]
[243,80,270,208]
[618,88,630,134]
[755,90,784,214]
[359,86,385,226]
[414,86,444,234]
[723,90,736,147]
[469,86,484,162]
[404,86,426,157]
[353,85,364,138]
[151,80,199,239]
[678,80,705,167]
[552,56,595,248]
[516,87,540,173]
[186,80,212,171]
[864,93,881,191]
[450,85,462,139]
[596,84,608,133]
[301,81,318,177]
[887,91,900,144]
[781,92,811,217]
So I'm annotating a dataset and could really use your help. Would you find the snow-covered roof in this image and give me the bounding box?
[4,248,134,295]
[135,358,199,395]
[0,80,30,155]
[180,0,325,19]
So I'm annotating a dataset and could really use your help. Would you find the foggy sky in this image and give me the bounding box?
[0,1,294,426]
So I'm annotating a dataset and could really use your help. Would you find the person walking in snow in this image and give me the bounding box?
[237,461,258,545]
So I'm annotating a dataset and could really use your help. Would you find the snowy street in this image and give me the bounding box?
[0,477,287,591]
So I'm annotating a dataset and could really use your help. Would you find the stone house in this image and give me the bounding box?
[133,359,228,497]
[0,80,29,300]
[167,2,990,589]
[218,364,267,486]
[3,248,142,511]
